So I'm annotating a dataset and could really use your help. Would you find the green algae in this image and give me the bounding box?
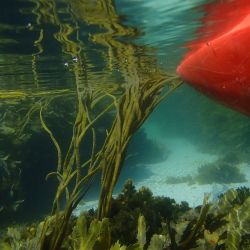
[1,182,250,250]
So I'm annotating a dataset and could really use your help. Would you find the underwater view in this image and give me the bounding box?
[1,0,250,249]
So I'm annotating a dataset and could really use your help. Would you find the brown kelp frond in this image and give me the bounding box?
[40,103,62,173]
[97,74,181,219]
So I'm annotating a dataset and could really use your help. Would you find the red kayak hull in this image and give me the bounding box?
[177,1,250,116]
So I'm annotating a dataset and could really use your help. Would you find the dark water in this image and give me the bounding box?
[0,0,250,225]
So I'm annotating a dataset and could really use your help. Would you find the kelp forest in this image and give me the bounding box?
[1,0,250,250]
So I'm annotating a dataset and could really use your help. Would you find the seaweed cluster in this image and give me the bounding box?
[166,153,246,185]
[196,163,246,185]
[0,0,182,248]
[2,0,250,249]
[0,152,23,214]
[1,182,250,250]
[108,180,189,245]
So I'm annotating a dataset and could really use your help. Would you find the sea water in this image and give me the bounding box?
[0,0,250,224]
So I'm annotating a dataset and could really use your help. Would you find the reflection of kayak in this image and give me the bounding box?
[177,0,250,116]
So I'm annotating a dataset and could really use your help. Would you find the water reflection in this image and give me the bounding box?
[0,0,204,91]
[0,0,186,223]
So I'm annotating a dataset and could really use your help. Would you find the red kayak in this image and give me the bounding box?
[177,0,250,116]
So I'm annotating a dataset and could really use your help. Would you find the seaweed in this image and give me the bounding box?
[108,180,189,246]
[1,183,250,250]
[209,189,250,249]
[218,186,250,206]
[0,0,182,249]
[0,153,23,215]
[166,153,246,185]
[72,215,111,250]
[5,1,249,250]
[196,162,246,184]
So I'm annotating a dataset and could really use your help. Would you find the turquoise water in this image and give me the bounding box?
[0,0,250,225]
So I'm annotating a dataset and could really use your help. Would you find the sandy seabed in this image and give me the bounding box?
[75,136,250,216]
[134,137,250,207]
